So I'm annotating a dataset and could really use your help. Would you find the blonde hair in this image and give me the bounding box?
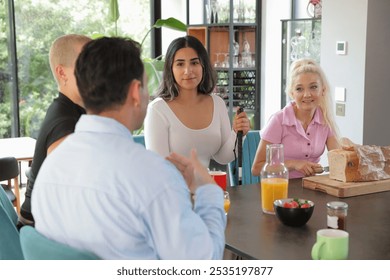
[286,58,340,141]
[49,34,91,84]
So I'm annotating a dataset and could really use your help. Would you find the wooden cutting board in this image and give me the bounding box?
[302,174,390,197]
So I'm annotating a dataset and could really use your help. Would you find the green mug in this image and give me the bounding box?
[311,229,349,260]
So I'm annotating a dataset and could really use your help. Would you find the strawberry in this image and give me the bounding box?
[283,199,312,208]
[283,202,293,208]
[290,201,299,208]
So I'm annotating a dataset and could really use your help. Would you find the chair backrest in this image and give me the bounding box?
[0,157,19,181]
[0,157,20,214]
[0,177,18,225]
[228,130,261,186]
[20,226,100,260]
[133,134,145,146]
[0,205,24,260]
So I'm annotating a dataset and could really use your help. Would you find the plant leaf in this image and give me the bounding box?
[153,17,187,32]
[91,33,105,39]
[109,0,120,22]
[144,58,164,96]
[140,17,187,48]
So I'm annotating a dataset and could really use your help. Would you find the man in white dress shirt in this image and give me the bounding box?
[31,37,226,259]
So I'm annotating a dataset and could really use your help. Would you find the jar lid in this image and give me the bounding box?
[327,201,348,209]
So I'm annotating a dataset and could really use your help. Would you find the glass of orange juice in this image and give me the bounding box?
[261,177,288,214]
[224,191,231,215]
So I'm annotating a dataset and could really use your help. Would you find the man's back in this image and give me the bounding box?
[20,93,85,223]
[32,114,226,259]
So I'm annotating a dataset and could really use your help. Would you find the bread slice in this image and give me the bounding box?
[328,149,360,182]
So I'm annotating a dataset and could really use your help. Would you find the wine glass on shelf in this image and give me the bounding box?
[246,1,256,23]
[205,4,211,24]
[214,52,222,68]
[222,52,229,68]
[218,0,229,23]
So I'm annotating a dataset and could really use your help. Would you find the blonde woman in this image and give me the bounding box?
[252,58,340,178]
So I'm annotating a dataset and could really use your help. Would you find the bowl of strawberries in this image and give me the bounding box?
[273,198,315,227]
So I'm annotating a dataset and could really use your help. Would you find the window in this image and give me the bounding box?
[1,0,14,138]
[1,0,151,138]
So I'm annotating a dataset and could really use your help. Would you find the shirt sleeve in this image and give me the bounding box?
[144,102,171,158]
[145,177,226,259]
[260,113,283,144]
[212,96,237,164]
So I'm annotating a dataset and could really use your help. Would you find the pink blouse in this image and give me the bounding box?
[260,102,333,178]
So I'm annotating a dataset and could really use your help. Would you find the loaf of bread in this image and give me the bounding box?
[328,146,390,182]
[328,149,360,182]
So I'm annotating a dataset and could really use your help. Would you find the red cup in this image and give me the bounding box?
[209,171,227,191]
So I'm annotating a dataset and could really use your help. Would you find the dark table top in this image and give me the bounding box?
[225,178,390,260]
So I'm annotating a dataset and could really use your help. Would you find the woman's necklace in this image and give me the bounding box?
[293,105,312,131]
[300,120,310,131]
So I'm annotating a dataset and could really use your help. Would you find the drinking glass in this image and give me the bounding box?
[218,0,229,23]
[205,4,211,24]
[222,53,229,68]
[214,52,222,67]
[224,191,231,215]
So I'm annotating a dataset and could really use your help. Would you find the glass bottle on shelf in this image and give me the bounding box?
[308,24,321,62]
[205,4,211,24]
[260,144,289,214]
[218,0,229,23]
[241,39,252,67]
[233,39,240,68]
[290,28,309,61]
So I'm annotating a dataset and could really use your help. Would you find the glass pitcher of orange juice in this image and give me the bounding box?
[261,144,289,214]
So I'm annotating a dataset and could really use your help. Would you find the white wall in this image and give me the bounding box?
[320,0,368,145]
[261,0,291,128]
[321,0,390,146]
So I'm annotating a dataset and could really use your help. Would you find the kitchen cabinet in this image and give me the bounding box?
[186,0,260,129]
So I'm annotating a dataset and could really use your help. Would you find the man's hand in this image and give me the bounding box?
[167,149,215,193]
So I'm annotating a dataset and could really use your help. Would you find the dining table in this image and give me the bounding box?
[224,178,390,260]
[0,137,36,162]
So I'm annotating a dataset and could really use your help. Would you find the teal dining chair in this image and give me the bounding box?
[0,156,21,215]
[133,134,145,146]
[0,204,24,260]
[20,226,100,260]
[228,130,261,186]
[0,180,18,226]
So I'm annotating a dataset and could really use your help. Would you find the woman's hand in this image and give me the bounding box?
[233,108,251,136]
[288,160,322,177]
